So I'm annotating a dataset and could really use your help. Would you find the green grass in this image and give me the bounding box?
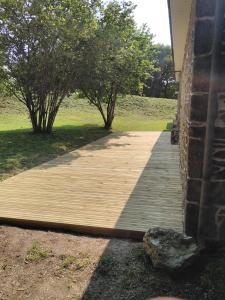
[0,95,177,132]
[0,95,177,180]
[25,241,51,263]
[97,255,117,275]
[60,254,91,270]
[0,126,108,181]
[61,255,78,269]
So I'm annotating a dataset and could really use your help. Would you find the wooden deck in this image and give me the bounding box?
[0,132,183,239]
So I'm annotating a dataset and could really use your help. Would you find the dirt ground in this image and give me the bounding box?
[0,226,225,300]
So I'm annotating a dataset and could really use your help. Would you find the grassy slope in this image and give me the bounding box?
[0,95,177,131]
[0,95,177,180]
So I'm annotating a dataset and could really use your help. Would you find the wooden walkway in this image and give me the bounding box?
[0,132,183,239]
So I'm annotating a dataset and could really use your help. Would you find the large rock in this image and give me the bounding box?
[143,227,200,272]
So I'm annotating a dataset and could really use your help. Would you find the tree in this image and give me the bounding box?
[0,0,97,133]
[143,44,178,99]
[76,1,155,130]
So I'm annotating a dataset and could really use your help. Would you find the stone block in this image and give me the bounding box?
[189,138,204,160]
[206,181,225,206]
[196,0,216,17]
[216,206,225,241]
[198,206,219,241]
[185,202,199,238]
[188,138,204,178]
[190,94,208,123]
[192,56,212,93]
[218,94,225,108]
[189,125,206,139]
[187,179,202,203]
[211,158,225,180]
[215,94,225,126]
[188,159,203,179]
[194,20,214,56]
[214,127,225,139]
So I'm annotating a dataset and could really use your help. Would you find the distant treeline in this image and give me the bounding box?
[142,45,178,99]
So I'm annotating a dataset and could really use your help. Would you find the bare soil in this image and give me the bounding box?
[0,226,224,300]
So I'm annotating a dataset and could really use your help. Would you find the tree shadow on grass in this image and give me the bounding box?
[0,124,109,181]
[1,121,170,179]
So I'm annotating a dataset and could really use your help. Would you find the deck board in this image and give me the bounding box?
[0,131,183,239]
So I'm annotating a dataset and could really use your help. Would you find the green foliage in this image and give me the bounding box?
[25,241,51,262]
[61,254,91,270]
[97,255,116,275]
[0,0,97,133]
[144,44,178,99]
[0,0,171,133]
[77,1,156,129]
[0,0,174,133]
[61,255,78,269]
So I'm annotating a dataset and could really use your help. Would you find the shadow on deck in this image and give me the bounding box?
[115,131,183,234]
[0,131,183,238]
[81,131,183,300]
[0,130,183,299]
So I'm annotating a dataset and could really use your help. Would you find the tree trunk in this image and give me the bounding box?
[23,91,64,134]
[29,110,38,133]
[104,84,117,130]
[164,81,169,98]
[29,108,57,134]
[104,119,113,130]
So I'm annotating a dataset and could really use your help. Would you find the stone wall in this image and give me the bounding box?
[179,0,225,242]
[178,0,196,221]
[198,0,225,241]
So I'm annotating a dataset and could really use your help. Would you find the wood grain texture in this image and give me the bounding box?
[0,132,183,239]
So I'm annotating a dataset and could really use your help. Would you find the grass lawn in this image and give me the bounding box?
[0,95,177,180]
[0,95,176,132]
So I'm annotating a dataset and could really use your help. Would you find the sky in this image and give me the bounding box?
[132,0,171,45]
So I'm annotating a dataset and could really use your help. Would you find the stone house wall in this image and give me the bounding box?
[178,0,225,242]
[178,0,196,217]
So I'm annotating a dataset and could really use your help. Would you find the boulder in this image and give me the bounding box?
[143,227,200,272]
